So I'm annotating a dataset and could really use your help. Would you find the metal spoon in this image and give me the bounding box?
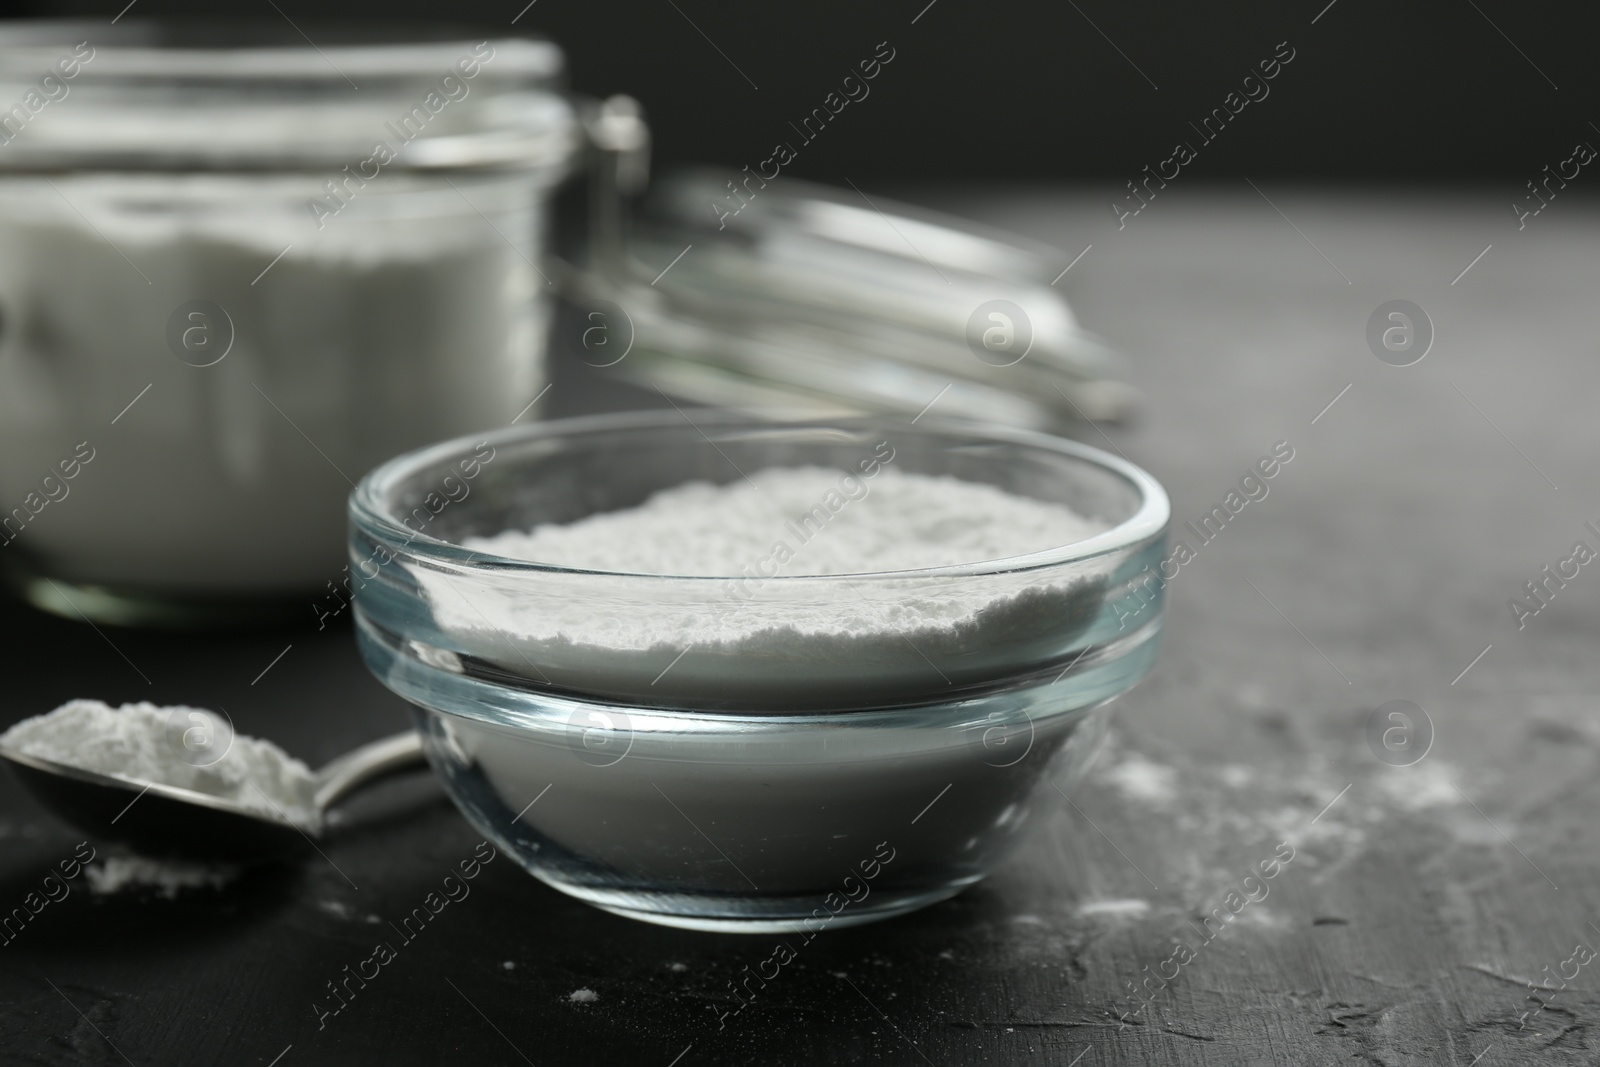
[0,732,426,862]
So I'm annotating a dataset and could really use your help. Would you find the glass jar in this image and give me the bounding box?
[0,23,578,623]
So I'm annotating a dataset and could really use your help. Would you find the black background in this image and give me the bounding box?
[3,0,1598,184]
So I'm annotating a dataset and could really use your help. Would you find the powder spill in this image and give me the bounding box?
[567,988,598,1004]
[1,700,317,827]
[1077,898,1152,920]
[1102,753,1179,805]
[1219,765,1255,789]
[85,856,238,899]
[1374,760,1462,812]
[319,901,383,924]
[1233,906,1289,931]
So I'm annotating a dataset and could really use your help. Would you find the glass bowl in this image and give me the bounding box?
[349,411,1169,932]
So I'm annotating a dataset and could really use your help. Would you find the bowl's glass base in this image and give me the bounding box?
[577,883,972,934]
[399,666,1134,932]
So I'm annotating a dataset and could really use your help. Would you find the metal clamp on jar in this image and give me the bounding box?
[559,94,1138,430]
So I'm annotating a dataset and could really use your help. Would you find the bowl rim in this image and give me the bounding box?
[349,409,1171,581]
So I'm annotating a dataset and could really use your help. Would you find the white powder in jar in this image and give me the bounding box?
[433,467,1118,708]
[0,172,547,594]
[0,699,316,826]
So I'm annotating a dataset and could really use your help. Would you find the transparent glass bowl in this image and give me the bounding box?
[350,412,1169,932]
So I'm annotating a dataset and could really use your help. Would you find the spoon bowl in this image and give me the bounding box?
[0,732,424,862]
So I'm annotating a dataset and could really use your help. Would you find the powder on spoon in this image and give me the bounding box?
[0,700,316,827]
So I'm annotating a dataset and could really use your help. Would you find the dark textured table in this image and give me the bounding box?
[4,188,1597,1066]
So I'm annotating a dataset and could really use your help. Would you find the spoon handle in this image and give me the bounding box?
[313,732,426,814]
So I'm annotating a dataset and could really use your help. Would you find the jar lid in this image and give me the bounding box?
[0,22,578,173]
[564,98,1137,428]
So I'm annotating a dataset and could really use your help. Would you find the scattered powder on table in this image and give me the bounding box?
[1102,753,1179,805]
[1076,898,1151,920]
[568,988,599,1004]
[319,901,384,924]
[0,700,317,827]
[85,855,238,899]
[1375,760,1461,812]
[1219,765,1256,789]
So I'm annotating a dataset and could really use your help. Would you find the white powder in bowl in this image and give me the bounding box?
[466,467,1107,576]
[425,467,1120,709]
[0,700,316,826]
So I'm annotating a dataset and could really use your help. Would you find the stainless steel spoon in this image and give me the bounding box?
[0,732,425,862]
